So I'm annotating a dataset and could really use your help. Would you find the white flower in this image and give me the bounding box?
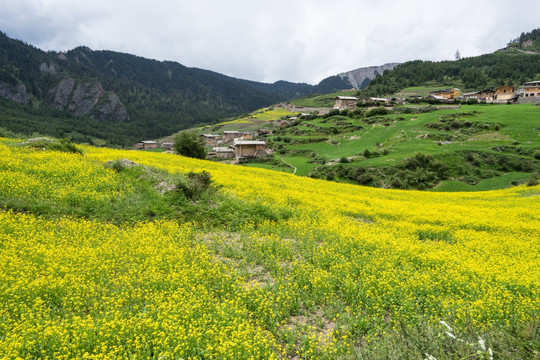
[478,337,486,351]
[424,354,437,360]
[488,347,493,360]
[440,320,453,332]
[445,331,456,339]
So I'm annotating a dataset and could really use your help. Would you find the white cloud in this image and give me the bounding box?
[1,0,539,84]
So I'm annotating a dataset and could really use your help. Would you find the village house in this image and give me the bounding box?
[136,141,157,150]
[333,96,358,110]
[494,85,515,103]
[429,88,460,100]
[201,134,220,146]
[462,89,496,102]
[223,131,243,141]
[241,132,254,140]
[233,140,266,160]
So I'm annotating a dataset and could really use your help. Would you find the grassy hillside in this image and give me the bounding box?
[240,103,540,190]
[1,138,539,359]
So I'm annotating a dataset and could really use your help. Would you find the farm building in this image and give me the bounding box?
[333,96,358,110]
[136,141,157,150]
[201,134,220,146]
[233,140,266,160]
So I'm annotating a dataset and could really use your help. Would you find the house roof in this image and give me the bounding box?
[202,134,220,138]
[524,81,540,86]
[213,147,234,152]
[224,131,241,134]
[369,97,388,102]
[234,140,266,146]
[335,96,358,100]
[140,141,157,144]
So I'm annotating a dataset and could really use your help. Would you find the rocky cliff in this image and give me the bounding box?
[0,82,30,104]
[44,65,129,121]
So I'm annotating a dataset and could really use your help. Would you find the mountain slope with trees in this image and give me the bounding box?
[363,28,540,96]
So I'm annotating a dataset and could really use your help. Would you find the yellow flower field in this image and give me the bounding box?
[1,140,539,359]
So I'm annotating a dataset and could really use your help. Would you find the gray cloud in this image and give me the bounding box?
[1,0,539,84]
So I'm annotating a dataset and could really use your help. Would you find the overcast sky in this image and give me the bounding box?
[1,0,539,84]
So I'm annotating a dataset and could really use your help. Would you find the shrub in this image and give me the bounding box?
[173,132,206,159]
[173,171,213,200]
[365,107,390,117]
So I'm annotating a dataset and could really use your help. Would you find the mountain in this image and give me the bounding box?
[2,30,388,145]
[336,63,400,90]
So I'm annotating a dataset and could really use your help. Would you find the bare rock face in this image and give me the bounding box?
[93,92,129,122]
[69,81,104,117]
[52,77,75,110]
[0,82,30,103]
[39,62,57,75]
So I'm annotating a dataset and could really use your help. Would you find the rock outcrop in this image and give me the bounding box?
[93,92,129,122]
[0,82,30,104]
[69,81,104,117]
[52,77,75,110]
[48,77,128,121]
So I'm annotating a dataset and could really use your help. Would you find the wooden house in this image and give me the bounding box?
[233,140,266,160]
[333,96,358,110]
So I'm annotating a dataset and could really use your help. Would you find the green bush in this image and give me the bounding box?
[173,131,206,159]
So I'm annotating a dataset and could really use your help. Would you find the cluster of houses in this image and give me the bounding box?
[333,80,540,109]
[202,131,268,160]
[460,81,540,103]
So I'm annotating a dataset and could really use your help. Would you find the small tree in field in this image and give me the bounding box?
[173,132,206,159]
